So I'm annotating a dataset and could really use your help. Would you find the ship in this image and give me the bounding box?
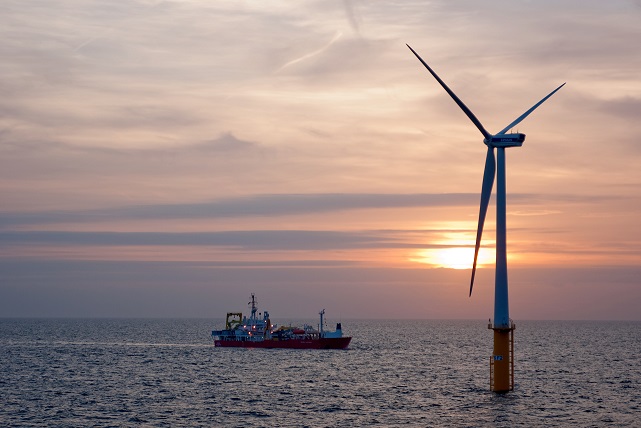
[211,294,351,349]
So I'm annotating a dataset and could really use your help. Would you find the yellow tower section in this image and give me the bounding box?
[489,321,515,392]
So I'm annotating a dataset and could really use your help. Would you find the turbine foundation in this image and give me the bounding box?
[489,320,515,393]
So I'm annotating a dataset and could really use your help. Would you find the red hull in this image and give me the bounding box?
[215,337,351,349]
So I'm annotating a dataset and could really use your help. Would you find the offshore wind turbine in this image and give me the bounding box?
[406,44,564,392]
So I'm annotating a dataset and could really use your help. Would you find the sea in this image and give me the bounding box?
[1,319,639,427]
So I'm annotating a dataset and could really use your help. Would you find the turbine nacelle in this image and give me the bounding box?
[485,133,525,148]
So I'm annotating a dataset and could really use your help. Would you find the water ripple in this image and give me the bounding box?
[0,319,640,427]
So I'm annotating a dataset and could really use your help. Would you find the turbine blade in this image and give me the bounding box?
[497,82,566,135]
[470,146,496,297]
[406,44,491,140]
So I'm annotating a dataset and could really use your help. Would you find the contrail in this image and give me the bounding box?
[342,0,361,35]
[73,27,116,52]
[276,31,342,72]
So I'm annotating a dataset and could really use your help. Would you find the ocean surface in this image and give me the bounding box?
[1,319,639,427]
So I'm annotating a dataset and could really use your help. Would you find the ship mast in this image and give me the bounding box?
[319,309,325,337]
[249,293,258,323]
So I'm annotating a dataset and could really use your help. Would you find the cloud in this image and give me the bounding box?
[0,192,608,228]
[0,132,263,186]
[0,229,403,251]
[599,96,641,120]
[1,132,257,155]
[189,133,259,153]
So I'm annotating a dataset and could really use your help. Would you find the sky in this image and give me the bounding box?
[1,0,641,320]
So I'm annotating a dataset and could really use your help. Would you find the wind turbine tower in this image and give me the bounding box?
[407,44,564,392]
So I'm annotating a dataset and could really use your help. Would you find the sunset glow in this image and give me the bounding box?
[1,0,641,320]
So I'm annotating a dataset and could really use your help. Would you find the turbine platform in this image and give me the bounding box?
[489,320,515,393]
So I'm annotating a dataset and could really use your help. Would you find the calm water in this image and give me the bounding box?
[1,319,639,427]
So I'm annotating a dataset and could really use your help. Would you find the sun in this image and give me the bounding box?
[411,247,494,269]
[435,247,475,269]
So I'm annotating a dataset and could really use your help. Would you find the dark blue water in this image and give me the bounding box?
[1,319,639,427]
